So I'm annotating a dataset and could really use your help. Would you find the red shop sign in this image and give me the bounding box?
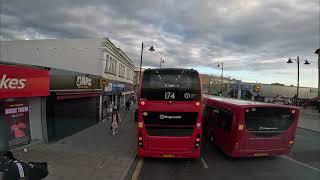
[0,65,50,98]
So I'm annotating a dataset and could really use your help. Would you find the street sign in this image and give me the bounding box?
[100,79,108,87]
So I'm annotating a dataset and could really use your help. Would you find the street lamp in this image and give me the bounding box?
[159,57,164,68]
[286,56,310,106]
[315,48,320,112]
[139,42,155,84]
[217,62,224,95]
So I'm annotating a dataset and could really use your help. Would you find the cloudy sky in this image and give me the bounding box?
[1,0,319,87]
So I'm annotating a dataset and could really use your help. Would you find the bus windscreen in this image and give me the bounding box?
[141,69,201,101]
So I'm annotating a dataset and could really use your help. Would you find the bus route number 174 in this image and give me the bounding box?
[165,92,175,100]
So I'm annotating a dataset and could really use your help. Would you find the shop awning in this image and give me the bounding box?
[54,91,102,100]
[121,91,135,95]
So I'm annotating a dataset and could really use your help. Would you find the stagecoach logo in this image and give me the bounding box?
[76,75,92,88]
[259,127,278,131]
[159,114,182,119]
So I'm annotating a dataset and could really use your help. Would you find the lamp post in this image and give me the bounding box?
[315,48,320,112]
[286,56,310,106]
[159,57,164,68]
[217,62,224,95]
[138,42,155,84]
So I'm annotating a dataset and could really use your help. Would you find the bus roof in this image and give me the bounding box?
[203,94,296,108]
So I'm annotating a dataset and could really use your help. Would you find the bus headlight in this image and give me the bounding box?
[194,134,201,149]
[196,123,201,130]
[195,102,200,107]
[138,136,144,147]
[195,142,200,148]
[138,122,144,128]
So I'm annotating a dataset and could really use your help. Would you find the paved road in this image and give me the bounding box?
[136,128,320,180]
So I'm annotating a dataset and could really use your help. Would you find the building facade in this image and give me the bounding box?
[208,82,318,104]
[200,74,241,94]
[0,64,50,148]
[0,38,134,145]
[100,39,135,113]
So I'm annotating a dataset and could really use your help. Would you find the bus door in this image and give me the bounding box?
[242,107,296,151]
[207,106,234,151]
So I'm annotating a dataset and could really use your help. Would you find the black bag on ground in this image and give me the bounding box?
[28,162,48,179]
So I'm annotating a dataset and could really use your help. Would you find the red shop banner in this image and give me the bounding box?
[0,65,50,98]
[2,101,31,146]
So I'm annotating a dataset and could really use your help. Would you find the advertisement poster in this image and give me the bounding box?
[1,101,31,146]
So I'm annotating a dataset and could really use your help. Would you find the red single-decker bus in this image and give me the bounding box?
[203,95,300,157]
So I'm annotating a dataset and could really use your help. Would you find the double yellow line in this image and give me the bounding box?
[131,158,144,180]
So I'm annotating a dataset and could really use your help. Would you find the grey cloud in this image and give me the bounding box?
[0,0,319,86]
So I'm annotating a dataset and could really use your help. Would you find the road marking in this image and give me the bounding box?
[131,158,144,180]
[201,157,208,169]
[281,155,320,173]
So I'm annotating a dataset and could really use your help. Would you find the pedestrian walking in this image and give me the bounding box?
[131,95,136,103]
[110,106,121,135]
[125,99,131,111]
[106,101,113,121]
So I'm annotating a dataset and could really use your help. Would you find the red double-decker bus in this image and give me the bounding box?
[203,95,299,157]
[137,68,203,158]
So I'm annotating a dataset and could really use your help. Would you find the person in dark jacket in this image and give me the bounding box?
[125,99,131,111]
[1,151,31,180]
[1,151,48,180]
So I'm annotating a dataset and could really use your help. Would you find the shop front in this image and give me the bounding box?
[0,64,50,148]
[46,68,103,142]
[102,82,134,118]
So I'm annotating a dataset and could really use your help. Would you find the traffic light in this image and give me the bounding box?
[253,85,261,92]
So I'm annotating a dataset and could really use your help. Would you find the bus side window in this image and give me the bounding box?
[211,108,233,132]
[222,111,233,132]
[210,108,221,128]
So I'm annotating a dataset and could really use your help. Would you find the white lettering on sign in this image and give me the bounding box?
[165,92,175,100]
[159,114,182,119]
[5,106,28,114]
[76,76,92,88]
[18,106,29,113]
[5,108,17,114]
[0,74,26,89]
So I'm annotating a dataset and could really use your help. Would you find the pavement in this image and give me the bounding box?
[298,106,320,132]
[12,107,137,180]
